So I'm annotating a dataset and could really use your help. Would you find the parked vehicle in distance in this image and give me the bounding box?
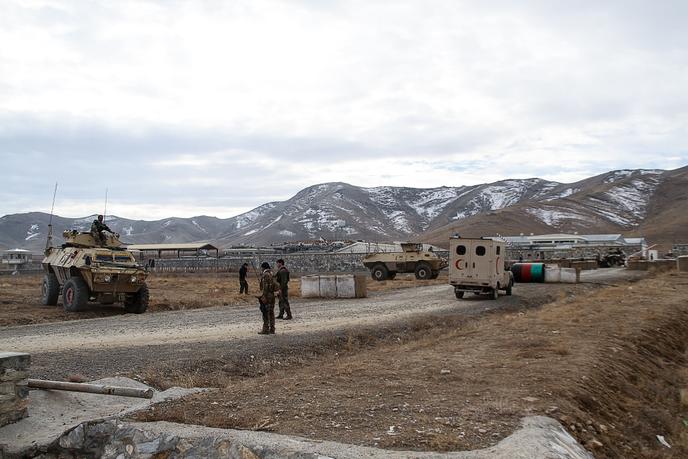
[449,236,513,300]
[363,242,447,281]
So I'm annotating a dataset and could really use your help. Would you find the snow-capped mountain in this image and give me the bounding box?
[0,166,685,252]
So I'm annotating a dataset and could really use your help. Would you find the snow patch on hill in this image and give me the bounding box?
[525,208,587,226]
[25,224,40,241]
[191,220,208,233]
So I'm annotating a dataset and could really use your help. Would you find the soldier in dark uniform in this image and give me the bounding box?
[275,258,292,320]
[91,215,113,246]
[239,263,249,294]
[258,262,278,334]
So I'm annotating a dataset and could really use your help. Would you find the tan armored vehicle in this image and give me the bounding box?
[449,236,513,300]
[363,242,447,281]
[41,230,149,313]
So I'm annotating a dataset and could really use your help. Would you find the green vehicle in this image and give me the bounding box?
[41,229,149,313]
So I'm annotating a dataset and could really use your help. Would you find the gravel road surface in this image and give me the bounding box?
[3,269,639,381]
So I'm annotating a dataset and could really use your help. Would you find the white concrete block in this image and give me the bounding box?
[336,275,356,298]
[544,265,561,283]
[300,275,321,298]
[559,268,579,283]
[319,275,338,298]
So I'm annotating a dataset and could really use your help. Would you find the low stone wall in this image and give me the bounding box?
[47,416,594,459]
[0,352,30,427]
[152,253,370,275]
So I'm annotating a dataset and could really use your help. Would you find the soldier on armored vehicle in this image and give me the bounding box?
[91,214,115,246]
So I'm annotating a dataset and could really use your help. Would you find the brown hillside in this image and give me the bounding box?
[634,166,688,250]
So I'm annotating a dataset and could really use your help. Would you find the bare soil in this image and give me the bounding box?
[3,270,688,458]
[134,272,688,458]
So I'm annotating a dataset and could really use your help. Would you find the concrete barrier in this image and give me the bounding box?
[299,275,367,298]
[319,275,338,298]
[678,256,688,272]
[300,275,321,298]
[544,266,579,284]
[627,260,649,271]
[649,259,677,272]
[337,275,368,298]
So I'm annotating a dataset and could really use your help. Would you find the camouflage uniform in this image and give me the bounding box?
[91,218,112,246]
[258,267,278,334]
[275,264,292,319]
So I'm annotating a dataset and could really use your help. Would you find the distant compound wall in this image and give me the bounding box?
[507,244,643,262]
[152,253,370,275]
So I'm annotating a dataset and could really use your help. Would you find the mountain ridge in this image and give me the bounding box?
[1,166,685,252]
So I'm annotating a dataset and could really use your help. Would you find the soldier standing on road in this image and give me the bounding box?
[91,215,113,246]
[239,263,249,294]
[258,262,278,335]
[275,258,292,320]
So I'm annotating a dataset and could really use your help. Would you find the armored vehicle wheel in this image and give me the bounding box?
[41,273,60,306]
[125,284,149,314]
[63,278,89,312]
[491,285,499,300]
[506,280,513,296]
[414,262,432,280]
[455,289,464,299]
[370,264,389,281]
[431,271,439,279]
[388,272,397,280]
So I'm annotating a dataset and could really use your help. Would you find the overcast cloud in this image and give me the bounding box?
[1,0,686,219]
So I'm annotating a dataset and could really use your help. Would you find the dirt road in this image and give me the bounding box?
[1,275,596,381]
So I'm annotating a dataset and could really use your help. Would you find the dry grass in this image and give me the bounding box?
[135,272,688,457]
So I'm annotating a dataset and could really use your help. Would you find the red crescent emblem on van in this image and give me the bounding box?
[455,259,463,270]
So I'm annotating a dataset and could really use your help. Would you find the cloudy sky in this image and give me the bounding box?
[1,0,686,220]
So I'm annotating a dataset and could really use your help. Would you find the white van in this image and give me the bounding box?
[449,236,513,300]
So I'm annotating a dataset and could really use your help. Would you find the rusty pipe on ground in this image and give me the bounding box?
[27,379,154,399]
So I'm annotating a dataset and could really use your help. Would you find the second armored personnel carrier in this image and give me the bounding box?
[41,230,149,313]
[363,242,447,281]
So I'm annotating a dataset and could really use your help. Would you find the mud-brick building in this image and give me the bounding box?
[500,233,647,261]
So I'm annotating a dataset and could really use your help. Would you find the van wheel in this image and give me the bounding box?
[506,281,513,296]
[63,278,89,312]
[41,273,60,305]
[125,284,149,314]
[414,262,432,280]
[371,264,389,281]
[491,286,499,300]
[455,290,464,299]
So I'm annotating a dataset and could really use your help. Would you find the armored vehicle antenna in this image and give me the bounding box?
[45,182,58,255]
[103,187,108,220]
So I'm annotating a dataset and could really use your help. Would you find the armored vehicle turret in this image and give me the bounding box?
[41,229,149,313]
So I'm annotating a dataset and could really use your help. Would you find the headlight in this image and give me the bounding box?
[103,275,112,283]
[130,275,137,283]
